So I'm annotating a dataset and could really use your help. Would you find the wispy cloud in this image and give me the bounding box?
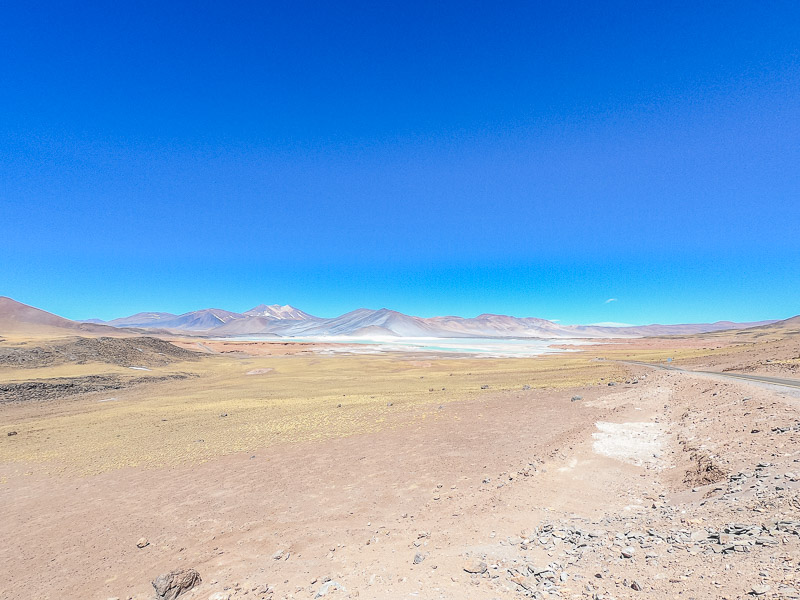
[590,321,634,327]
[604,298,618,304]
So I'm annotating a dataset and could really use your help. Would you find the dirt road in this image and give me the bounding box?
[621,359,800,389]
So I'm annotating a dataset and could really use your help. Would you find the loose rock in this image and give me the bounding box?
[152,568,201,600]
[315,580,345,598]
[463,558,487,574]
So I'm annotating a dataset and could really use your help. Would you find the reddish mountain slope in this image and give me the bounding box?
[0,297,124,337]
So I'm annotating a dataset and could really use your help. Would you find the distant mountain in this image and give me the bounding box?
[567,320,779,337]
[98,304,318,336]
[274,310,776,339]
[0,297,125,337]
[715,314,800,336]
[425,313,580,338]
[140,309,245,331]
[347,324,401,337]
[106,312,178,327]
[212,316,289,336]
[298,308,440,337]
[77,300,784,339]
[244,304,317,321]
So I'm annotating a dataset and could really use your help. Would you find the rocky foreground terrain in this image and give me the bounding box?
[0,337,200,403]
[2,345,799,600]
[163,369,798,600]
[0,336,200,369]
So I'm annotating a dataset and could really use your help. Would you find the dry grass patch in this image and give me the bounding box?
[0,353,622,475]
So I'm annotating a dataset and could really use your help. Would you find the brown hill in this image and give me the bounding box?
[761,315,800,330]
[0,297,126,338]
[699,313,800,342]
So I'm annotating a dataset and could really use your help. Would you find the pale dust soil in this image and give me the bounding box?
[1,344,800,600]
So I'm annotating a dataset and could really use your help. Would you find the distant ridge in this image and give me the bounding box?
[127,308,244,332]
[719,314,800,336]
[103,312,178,327]
[2,297,786,340]
[79,302,783,339]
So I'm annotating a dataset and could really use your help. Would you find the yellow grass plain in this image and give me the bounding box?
[0,351,626,476]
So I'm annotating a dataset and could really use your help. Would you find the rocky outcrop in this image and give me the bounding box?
[152,568,201,600]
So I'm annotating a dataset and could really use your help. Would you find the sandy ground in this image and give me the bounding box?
[1,337,800,600]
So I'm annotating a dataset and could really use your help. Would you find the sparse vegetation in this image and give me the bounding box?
[0,349,622,474]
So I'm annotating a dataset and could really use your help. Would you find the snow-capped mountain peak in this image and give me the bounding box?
[243,304,316,321]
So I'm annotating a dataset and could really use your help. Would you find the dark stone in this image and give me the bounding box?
[152,568,201,600]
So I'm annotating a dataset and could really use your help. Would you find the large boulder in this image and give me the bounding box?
[152,568,201,600]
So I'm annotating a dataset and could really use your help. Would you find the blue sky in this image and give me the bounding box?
[1,1,799,324]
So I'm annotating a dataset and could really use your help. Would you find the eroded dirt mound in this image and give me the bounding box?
[0,336,200,368]
[0,373,192,403]
[684,450,727,487]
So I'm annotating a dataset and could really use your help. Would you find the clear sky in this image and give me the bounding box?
[1,1,799,324]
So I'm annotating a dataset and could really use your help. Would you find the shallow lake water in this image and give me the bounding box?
[236,336,596,358]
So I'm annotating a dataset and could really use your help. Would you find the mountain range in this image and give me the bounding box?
[79,302,778,339]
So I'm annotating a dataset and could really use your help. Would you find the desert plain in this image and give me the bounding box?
[2,315,800,600]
